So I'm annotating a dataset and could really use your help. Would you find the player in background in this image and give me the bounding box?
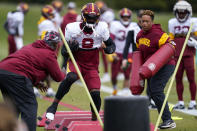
[136,9,144,29]
[52,0,63,28]
[95,1,115,82]
[35,5,58,98]
[4,2,29,55]
[109,8,139,96]
[61,1,81,35]
[45,3,115,121]
[168,0,197,110]
[60,1,80,70]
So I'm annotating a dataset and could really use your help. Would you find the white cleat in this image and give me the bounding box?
[46,88,56,97]
[46,112,55,121]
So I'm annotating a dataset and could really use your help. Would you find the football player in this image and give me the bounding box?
[36,5,58,98]
[110,8,140,95]
[4,2,29,54]
[168,0,197,109]
[45,3,115,121]
[95,1,115,82]
[51,0,63,28]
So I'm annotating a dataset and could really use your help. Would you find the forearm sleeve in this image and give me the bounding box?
[123,30,135,59]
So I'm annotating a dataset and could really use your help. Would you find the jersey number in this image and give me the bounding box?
[117,30,126,41]
[82,38,94,48]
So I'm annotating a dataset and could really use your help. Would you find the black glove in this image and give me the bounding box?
[68,40,79,52]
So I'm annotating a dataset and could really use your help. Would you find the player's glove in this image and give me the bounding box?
[187,37,197,49]
[68,40,79,52]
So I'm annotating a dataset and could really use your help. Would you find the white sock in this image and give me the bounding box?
[190,100,196,105]
[178,101,184,105]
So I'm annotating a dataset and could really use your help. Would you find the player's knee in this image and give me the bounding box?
[67,72,78,83]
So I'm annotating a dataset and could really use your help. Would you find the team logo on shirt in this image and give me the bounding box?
[139,38,150,47]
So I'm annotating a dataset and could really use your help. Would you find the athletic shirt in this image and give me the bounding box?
[52,11,62,28]
[6,11,24,36]
[168,17,197,56]
[37,17,57,37]
[136,24,175,65]
[65,21,110,69]
[110,21,140,53]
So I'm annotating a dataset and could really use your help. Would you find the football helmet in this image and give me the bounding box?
[52,0,63,12]
[173,0,192,23]
[17,2,29,14]
[81,3,100,28]
[119,8,132,26]
[41,5,55,20]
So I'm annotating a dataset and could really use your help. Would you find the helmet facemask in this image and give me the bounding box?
[82,13,100,28]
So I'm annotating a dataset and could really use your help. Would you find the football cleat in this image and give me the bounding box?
[158,119,176,129]
[46,88,56,97]
[173,102,185,109]
[112,89,118,96]
[188,101,197,110]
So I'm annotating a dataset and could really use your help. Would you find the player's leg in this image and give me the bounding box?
[46,72,78,120]
[174,57,185,109]
[84,69,101,120]
[8,35,17,54]
[184,56,197,109]
[121,53,132,96]
[111,57,121,95]
[149,65,176,129]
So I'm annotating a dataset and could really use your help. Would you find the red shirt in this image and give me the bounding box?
[61,11,78,35]
[0,40,65,85]
[136,24,175,65]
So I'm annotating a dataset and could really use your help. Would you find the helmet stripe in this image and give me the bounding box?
[92,3,94,13]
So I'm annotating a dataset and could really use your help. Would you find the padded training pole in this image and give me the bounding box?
[104,96,150,131]
[58,28,104,128]
[154,23,193,131]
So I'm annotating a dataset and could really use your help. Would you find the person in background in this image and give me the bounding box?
[52,0,63,28]
[0,31,65,131]
[36,5,58,98]
[168,0,197,110]
[109,8,138,96]
[95,1,115,82]
[136,9,144,29]
[45,3,115,122]
[60,1,80,70]
[137,10,176,129]
[4,2,29,55]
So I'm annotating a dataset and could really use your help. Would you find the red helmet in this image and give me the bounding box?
[17,2,29,14]
[81,3,100,28]
[41,5,55,19]
[119,8,132,26]
[52,0,63,12]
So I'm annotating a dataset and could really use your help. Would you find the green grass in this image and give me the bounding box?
[0,3,197,131]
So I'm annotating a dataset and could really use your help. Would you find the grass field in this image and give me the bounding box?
[0,3,197,131]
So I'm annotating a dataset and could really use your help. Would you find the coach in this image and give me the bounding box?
[0,31,65,131]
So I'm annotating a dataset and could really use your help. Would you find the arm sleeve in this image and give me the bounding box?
[45,53,65,82]
[123,30,135,59]
[103,37,116,54]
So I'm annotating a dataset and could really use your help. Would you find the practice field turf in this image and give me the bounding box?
[0,3,197,131]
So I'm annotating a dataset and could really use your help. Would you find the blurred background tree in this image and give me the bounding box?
[0,0,197,12]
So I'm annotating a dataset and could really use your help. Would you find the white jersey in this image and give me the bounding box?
[65,22,110,49]
[38,19,57,37]
[52,11,62,28]
[168,17,197,36]
[6,11,24,36]
[110,21,140,53]
[100,9,115,24]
